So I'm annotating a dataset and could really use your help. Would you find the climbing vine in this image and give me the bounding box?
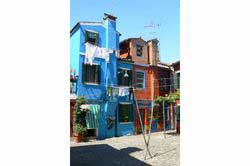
[107,116,115,130]
[73,96,88,135]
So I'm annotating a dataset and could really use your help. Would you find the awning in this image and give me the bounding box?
[85,104,100,129]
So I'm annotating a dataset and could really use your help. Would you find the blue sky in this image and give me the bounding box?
[70,0,179,63]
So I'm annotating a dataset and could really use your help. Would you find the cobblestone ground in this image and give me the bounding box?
[71,131,180,166]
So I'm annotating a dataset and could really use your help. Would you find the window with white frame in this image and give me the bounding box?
[136,71,145,88]
[82,63,101,84]
[85,30,99,45]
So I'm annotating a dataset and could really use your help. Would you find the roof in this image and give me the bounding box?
[157,62,170,69]
[158,61,171,66]
[120,37,146,44]
[172,60,180,65]
[70,21,121,36]
[118,58,134,64]
[146,38,159,43]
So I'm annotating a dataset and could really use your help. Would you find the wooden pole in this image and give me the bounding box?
[163,100,166,138]
[144,75,155,160]
[133,88,153,158]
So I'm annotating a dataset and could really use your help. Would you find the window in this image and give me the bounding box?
[85,30,99,45]
[177,73,180,89]
[119,103,133,122]
[82,64,101,84]
[176,106,180,122]
[136,45,143,57]
[159,78,167,92]
[118,68,132,86]
[136,71,145,88]
[174,73,180,89]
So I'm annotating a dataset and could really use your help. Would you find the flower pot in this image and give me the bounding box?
[74,133,83,143]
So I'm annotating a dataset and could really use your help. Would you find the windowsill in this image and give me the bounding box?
[119,122,133,124]
[85,42,98,46]
[135,88,145,90]
[118,85,132,88]
[84,82,100,86]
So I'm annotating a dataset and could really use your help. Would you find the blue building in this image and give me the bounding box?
[116,58,134,136]
[70,14,134,139]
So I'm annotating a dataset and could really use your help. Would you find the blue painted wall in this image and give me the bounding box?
[70,16,120,139]
[116,60,135,136]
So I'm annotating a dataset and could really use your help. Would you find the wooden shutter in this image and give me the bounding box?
[98,65,101,84]
[94,65,101,84]
[82,63,85,84]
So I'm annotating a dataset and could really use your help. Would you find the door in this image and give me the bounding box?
[135,108,145,134]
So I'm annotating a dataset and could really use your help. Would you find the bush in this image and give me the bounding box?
[73,123,87,135]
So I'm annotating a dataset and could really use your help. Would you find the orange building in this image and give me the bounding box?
[119,38,173,133]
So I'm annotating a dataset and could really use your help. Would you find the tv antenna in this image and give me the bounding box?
[144,21,161,39]
[110,0,115,15]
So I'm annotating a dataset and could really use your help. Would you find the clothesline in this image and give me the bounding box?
[72,85,179,98]
[82,42,121,65]
[153,77,180,81]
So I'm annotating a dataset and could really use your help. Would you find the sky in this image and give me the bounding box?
[70,0,180,63]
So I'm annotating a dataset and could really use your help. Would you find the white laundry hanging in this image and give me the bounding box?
[112,88,119,97]
[115,50,120,57]
[118,87,130,96]
[97,48,112,62]
[85,43,98,65]
[85,42,114,65]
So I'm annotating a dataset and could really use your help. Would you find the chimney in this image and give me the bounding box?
[103,13,117,21]
[103,13,117,50]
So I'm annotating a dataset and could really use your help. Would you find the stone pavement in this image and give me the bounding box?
[71,131,180,166]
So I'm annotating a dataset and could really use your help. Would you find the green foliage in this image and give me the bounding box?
[73,123,87,135]
[73,96,87,135]
[75,96,87,107]
[107,116,115,130]
[155,90,180,104]
[74,96,87,124]
[73,109,84,124]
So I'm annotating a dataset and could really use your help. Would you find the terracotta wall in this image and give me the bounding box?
[129,39,148,65]
[146,40,159,66]
[133,65,153,100]
[155,66,171,98]
[119,41,130,59]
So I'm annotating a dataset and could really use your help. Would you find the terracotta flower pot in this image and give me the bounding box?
[75,133,83,143]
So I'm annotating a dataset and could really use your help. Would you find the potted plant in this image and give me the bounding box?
[73,123,87,143]
[73,96,88,143]
[107,116,115,130]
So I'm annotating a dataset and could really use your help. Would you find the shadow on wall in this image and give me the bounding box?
[70,144,151,166]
